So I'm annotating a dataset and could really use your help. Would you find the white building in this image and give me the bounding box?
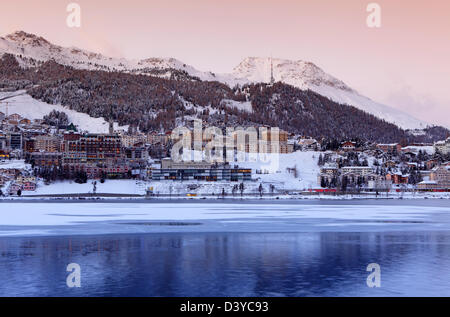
[434,137,450,155]
[341,166,374,177]
[367,179,392,190]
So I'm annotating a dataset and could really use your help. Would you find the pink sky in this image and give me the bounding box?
[1,0,449,127]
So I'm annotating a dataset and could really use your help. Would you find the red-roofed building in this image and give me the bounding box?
[341,141,356,151]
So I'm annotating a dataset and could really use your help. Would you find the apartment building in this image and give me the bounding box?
[35,135,61,152]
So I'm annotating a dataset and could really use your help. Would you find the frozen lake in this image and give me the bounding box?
[0,199,450,236]
[0,199,449,296]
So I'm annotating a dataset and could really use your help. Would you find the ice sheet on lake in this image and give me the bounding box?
[0,201,449,236]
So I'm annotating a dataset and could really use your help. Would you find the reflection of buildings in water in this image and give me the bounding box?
[1,231,450,296]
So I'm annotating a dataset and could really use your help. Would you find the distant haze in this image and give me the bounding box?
[1,0,449,128]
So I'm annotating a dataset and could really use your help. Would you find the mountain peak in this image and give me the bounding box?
[232,56,353,92]
[4,31,50,46]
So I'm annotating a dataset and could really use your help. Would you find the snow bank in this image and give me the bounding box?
[0,160,30,170]
[22,179,146,196]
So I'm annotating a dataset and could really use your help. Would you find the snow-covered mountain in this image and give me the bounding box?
[227,57,428,130]
[0,31,429,129]
[0,31,218,81]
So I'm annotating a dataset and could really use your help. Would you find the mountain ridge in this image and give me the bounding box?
[1,51,448,144]
[0,31,432,130]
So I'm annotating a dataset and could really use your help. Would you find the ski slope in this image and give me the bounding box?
[0,91,127,133]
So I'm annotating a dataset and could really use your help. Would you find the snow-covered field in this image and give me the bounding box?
[401,145,435,155]
[21,179,147,196]
[239,151,320,189]
[0,91,127,133]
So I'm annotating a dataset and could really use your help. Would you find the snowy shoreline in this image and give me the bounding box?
[1,192,449,202]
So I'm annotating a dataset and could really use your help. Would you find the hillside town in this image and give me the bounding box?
[0,110,449,198]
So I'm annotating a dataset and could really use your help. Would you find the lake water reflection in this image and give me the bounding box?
[1,231,450,296]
